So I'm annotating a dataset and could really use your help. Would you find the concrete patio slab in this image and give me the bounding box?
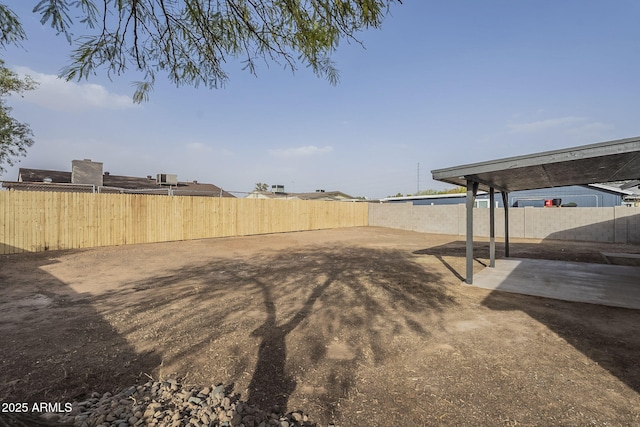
[472,258,640,309]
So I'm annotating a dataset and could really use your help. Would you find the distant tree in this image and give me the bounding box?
[388,186,466,198]
[0,1,401,102]
[440,186,467,194]
[254,182,268,192]
[0,60,37,174]
[415,186,466,196]
[416,189,438,195]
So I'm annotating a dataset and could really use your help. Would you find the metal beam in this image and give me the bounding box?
[466,180,479,284]
[462,174,509,193]
[489,187,495,268]
[501,191,510,258]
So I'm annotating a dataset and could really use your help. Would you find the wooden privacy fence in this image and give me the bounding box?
[0,191,369,254]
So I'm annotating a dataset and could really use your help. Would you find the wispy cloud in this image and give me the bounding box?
[12,66,138,111]
[187,142,212,151]
[186,142,233,156]
[269,145,333,158]
[506,116,586,134]
[564,121,613,137]
[478,115,615,155]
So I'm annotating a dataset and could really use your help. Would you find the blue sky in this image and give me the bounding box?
[2,1,640,199]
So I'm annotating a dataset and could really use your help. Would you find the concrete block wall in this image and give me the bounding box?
[614,207,640,244]
[414,205,461,234]
[368,203,414,231]
[527,207,615,242]
[369,203,640,244]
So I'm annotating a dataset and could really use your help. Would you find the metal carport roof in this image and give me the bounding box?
[431,136,640,284]
[432,136,640,192]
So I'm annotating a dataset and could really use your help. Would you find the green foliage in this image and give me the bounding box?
[254,182,268,191]
[388,187,466,198]
[0,4,26,47]
[0,60,38,174]
[415,186,466,196]
[1,1,400,102]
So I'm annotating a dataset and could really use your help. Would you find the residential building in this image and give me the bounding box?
[1,159,235,197]
[246,185,357,201]
[382,183,640,207]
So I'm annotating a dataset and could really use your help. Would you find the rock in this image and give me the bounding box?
[231,413,242,425]
[212,385,226,399]
[123,386,137,397]
[188,396,203,405]
[221,397,231,408]
[200,413,210,425]
[41,378,315,427]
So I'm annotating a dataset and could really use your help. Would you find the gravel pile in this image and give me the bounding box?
[40,379,318,427]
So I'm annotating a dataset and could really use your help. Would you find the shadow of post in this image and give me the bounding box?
[413,231,640,394]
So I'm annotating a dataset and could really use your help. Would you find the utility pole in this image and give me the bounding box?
[417,163,420,194]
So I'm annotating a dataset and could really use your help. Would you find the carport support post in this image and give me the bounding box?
[501,191,510,258]
[466,180,478,284]
[489,187,495,268]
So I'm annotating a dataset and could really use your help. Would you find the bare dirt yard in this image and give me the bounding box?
[1,226,639,426]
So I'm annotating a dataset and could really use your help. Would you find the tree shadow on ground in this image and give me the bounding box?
[89,245,455,420]
[414,239,640,394]
[0,251,162,404]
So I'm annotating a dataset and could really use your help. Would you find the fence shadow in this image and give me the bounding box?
[0,252,162,404]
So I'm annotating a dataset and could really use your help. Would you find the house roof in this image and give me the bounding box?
[246,190,356,201]
[19,168,72,183]
[431,136,640,192]
[294,191,356,201]
[381,192,486,202]
[382,183,638,203]
[6,167,235,197]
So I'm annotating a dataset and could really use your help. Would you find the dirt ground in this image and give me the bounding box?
[1,226,639,426]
